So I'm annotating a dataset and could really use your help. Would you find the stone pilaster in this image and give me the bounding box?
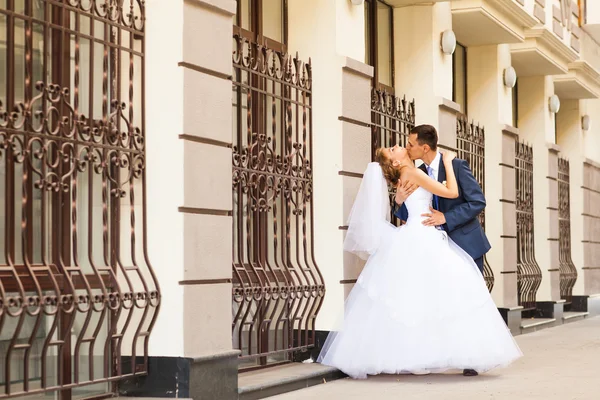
[547,144,561,301]
[498,126,522,334]
[180,1,238,399]
[438,99,462,150]
[583,160,600,294]
[499,126,520,309]
[579,98,600,307]
[339,58,374,301]
[555,99,585,296]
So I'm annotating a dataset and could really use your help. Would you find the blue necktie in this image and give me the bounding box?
[427,165,439,210]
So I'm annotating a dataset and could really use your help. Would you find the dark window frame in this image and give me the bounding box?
[452,42,467,115]
[234,0,288,52]
[365,0,395,92]
[512,80,519,128]
[233,0,289,273]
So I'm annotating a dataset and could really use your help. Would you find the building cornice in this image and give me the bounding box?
[495,0,539,29]
[568,60,600,83]
[553,59,600,99]
[525,26,579,66]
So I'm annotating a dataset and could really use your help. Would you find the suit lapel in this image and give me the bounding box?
[436,154,447,211]
[437,154,446,184]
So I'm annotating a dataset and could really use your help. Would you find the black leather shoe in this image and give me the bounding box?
[463,369,478,376]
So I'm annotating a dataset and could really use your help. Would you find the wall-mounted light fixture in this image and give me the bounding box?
[549,95,561,113]
[582,115,591,131]
[441,30,457,55]
[504,67,517,88]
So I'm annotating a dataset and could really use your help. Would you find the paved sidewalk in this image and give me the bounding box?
[269,317,600,400]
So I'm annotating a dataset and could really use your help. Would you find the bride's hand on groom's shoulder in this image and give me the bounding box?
[395,180,417,204]
[443,151,457,163]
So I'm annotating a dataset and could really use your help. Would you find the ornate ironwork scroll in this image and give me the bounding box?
[0,1,160,399]
[456,115,494,292]
[371,89,415,160]
[371,89,415,224]
[558,157,577,302]
[231,34,324,367]
[515,141,541,309]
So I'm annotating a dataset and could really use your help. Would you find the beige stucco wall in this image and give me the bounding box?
[288,0,373,330]
[580,32,600,72]
[288,0,343,331]
[466,44,517,307]
[581,99,600,294]
[145,0,185,357]
[336,0,366,62]
[556,99,586,295]
[394,3,454,133]
[145,0,238,358]
[586,0,600,24]
[180,0,236,357]
[582,160,600,294]
[582,100,600,163]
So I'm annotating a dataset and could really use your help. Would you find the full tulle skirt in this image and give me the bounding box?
[317,222,522,379]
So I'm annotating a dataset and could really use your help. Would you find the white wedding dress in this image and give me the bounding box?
[317,163,522,379]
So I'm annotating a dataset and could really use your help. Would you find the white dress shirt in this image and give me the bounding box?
[426,151,442,182]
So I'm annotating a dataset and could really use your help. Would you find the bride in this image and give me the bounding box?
[317,146,522,379]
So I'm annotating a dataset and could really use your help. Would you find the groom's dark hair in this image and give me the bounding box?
[411,124,438,151]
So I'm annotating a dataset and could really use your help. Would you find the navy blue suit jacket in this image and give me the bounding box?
[395,158,491,261]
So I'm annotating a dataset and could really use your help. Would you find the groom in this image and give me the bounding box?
[394,124,491,376]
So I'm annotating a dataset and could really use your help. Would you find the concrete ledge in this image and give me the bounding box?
[342,57,374,79]
[501,124,519,138]
[521,317,557,334]
[589,295,600,316]
[438,97,462,114]
[584,158,600,169]
[547,142,561,153]
[185,0,236,16]
[238,363,345,400]
[438,143,459,152]
[563,311,589,324]
[190,350,240,400]
[499,306,523,336]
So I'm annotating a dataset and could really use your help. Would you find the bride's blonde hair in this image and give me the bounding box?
[375,148,401,186]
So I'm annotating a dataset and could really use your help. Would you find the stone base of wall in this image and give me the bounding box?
[118,351,240,399]
[572,294,600,317]
[499,306,523,336]
[119,356,192,398]
[535,300,565,323]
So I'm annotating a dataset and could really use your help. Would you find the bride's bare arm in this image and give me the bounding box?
[404,153,459,199]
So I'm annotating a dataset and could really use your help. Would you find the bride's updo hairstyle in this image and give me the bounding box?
[375,148,401,186]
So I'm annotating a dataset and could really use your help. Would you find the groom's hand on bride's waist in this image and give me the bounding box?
[422,206,446,227]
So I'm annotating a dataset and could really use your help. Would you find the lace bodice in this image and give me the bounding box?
[404,187,434,225]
